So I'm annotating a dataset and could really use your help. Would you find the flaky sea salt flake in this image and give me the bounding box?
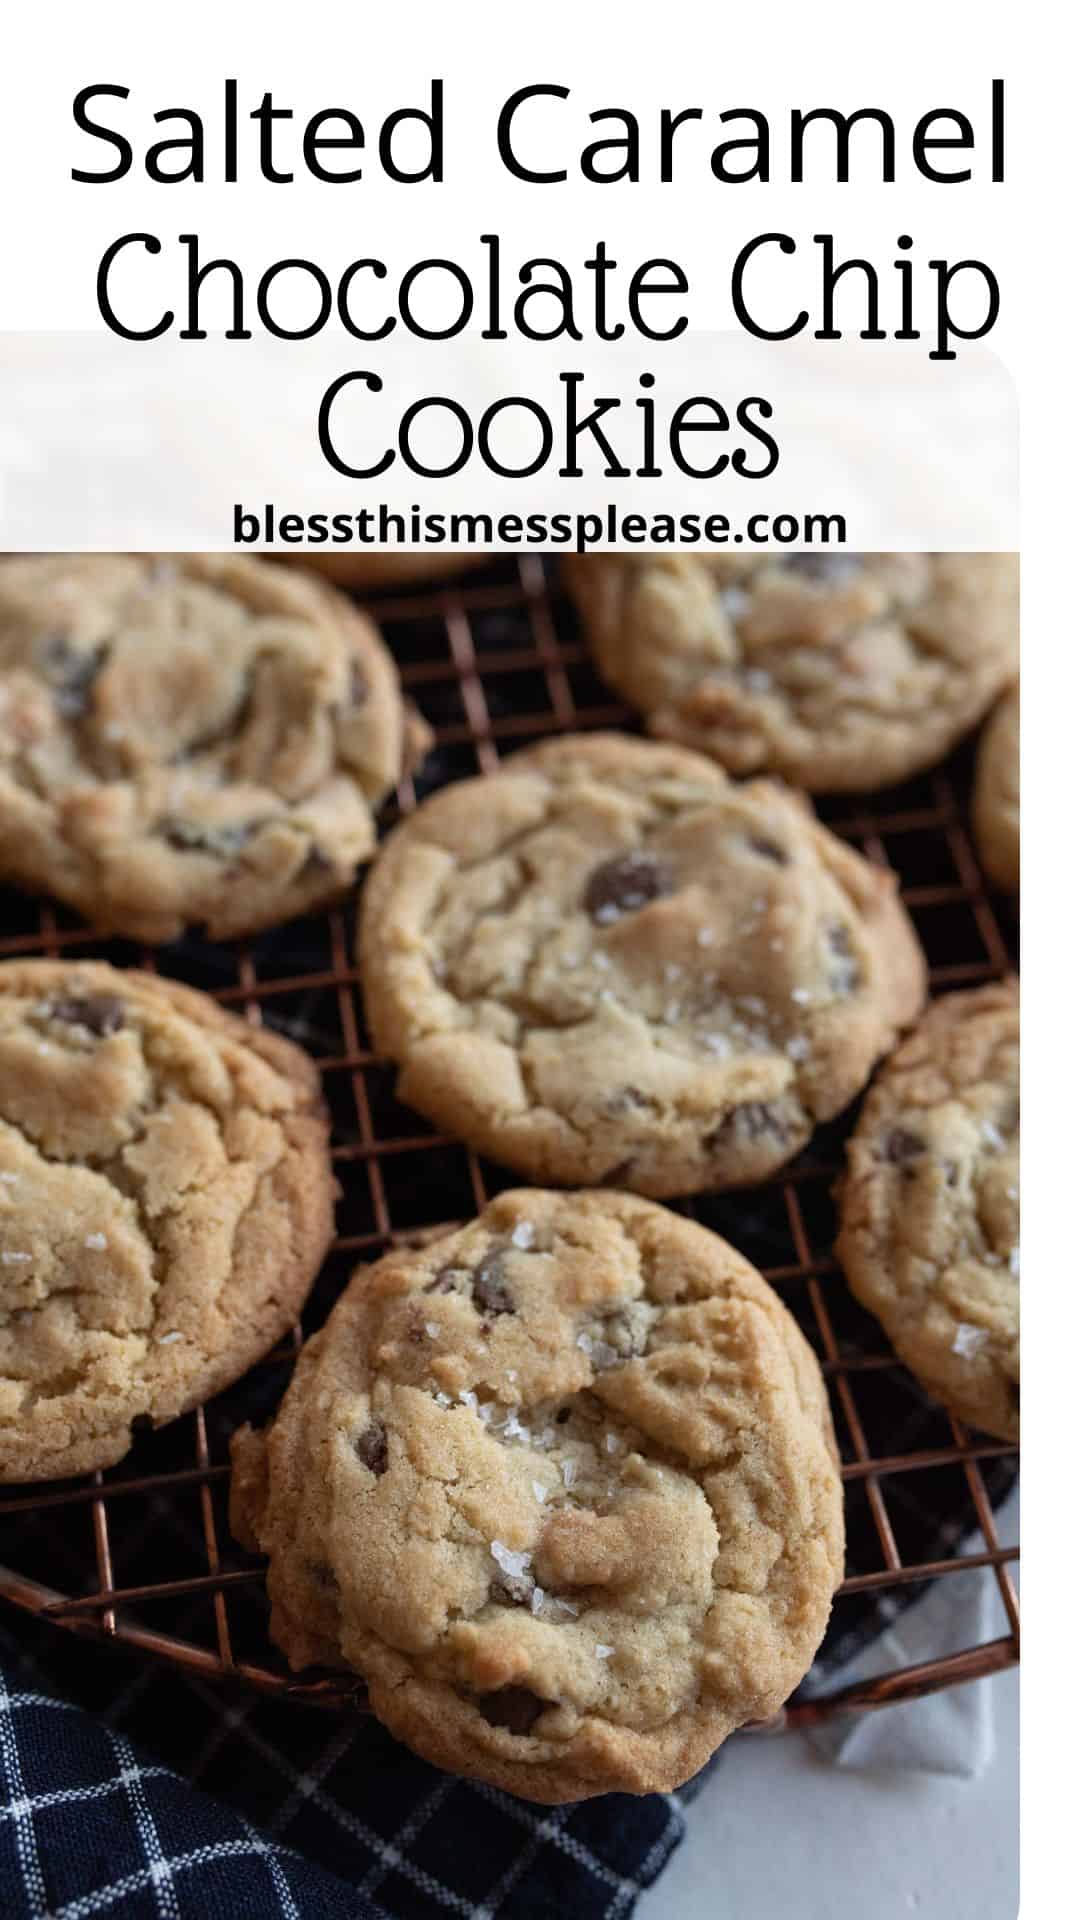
[951,1323,989,1360]
[491,1541,532,1581]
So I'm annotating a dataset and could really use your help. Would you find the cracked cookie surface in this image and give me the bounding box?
[973,681,1019,893]
[359,733,926,1196]
[837,980,1019,1441]
[565,553,1018,793]
[230,1188,843,1801]
[0,553,428,942]
[0,959,334,1481]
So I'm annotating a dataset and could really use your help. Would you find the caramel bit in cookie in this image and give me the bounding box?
[879,1127,925,1166]
[584,851,673,925]
[43,993,127,1037]
[473,1687,549,1735]
[707,1102,791,1150]
[472,1250,515,1318]
[779,553,863,586]
[158,817,259,858]
[39,635,106,718]
[354,1422,389,1476]
[746,834,789,865]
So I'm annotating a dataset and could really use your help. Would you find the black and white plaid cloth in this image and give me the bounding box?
[0,1607,689,1919]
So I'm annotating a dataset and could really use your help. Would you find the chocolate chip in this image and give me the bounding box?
[746,834,788,865]
[39,635,106,718]
[159,818,259,857]
[555,1408,572,1425]
[474,1688,548,1735]
[779,554,863,585]
[307,1561,338,1593]
[472,1251,514,1318]
[880,1128,925,1166]
[44,994,127,1037]
[607,1087,650,1114]
[584,852,673,925]
[599,1159,637,1189]
[424,1268,460,1295]
[707,1102,791,1151]
[354,1422,388,1476]
[490,1575,533,1607]
[350,662,369,705]
[300,843,334,879]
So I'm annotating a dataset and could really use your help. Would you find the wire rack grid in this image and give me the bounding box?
[0,554,1019,1732]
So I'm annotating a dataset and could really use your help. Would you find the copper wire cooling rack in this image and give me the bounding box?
[0,555,1019,1731]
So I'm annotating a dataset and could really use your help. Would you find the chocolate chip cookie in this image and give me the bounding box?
[359,733,926,1196]
[836,980,1019,1441]
[0,553,429,942]
[0,960,334,1481]
[230,1188,843,1801]
[973,681,1019,893]
[565,554,1019,793]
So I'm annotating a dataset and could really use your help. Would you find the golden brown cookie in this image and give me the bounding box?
[0,959,334,1481]
[565,553,1018,792]
[280,553,485,590]
[231,1188,843,1801]
[972,681,1019,892]
[836,980,1019,1441]
[359,733,926,1196]
[0,553,428,942]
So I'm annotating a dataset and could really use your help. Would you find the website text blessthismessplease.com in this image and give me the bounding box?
[234,505,848,555]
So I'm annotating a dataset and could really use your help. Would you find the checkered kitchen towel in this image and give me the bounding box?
[0,1608,687,1919]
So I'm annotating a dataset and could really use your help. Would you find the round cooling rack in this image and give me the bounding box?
[0,555,1019,1729]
